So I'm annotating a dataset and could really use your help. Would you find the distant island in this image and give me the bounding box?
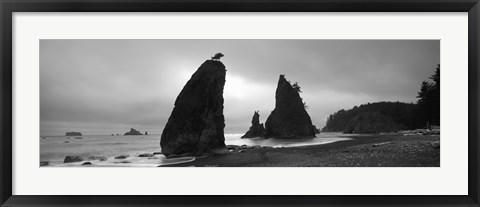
[124,128,143,136]
[65,132,82,136]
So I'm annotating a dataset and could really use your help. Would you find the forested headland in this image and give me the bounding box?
[323,65,440,133]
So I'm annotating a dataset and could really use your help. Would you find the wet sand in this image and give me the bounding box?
[162,134,440,167]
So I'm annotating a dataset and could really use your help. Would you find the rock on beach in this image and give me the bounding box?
[114,155,129,159]
[64,156,83,163]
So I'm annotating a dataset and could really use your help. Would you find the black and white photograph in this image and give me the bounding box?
[40,39,440,167]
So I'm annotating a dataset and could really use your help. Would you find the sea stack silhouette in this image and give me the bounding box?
[160,54,227,157]
[124,128,142,135]
[265,75,316,139]
[65,132,82,136]
[241,111,266,138]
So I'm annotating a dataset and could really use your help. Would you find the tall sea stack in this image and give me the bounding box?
[265,75,316,139]
[241,111,266,138]
[160,60,227,157]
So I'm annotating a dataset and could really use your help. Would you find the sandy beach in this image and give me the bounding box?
[162,134,440,167]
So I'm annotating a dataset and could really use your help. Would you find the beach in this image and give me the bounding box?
[40,133,439,167]
[162,134,440,167]
[39,133,350,167]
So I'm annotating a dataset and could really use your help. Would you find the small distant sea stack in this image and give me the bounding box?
[124,128,143,135]
[265,75,316,139]
[160,58,227,157]
[66,132,82,136]
[242,111,266,138]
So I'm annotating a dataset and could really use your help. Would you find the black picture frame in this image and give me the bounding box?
[1,0,479,206]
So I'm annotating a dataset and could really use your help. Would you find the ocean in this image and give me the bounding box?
[40,133,352,167]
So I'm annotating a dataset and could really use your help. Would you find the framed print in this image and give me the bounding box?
[1,0,479,206]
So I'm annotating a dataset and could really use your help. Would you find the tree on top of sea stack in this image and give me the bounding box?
[211,53,224,61]
[416,64,440,127]
[265,75,316,139]
[160,55,227,157]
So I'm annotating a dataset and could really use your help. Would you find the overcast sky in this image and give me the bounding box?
[40,40,439,136]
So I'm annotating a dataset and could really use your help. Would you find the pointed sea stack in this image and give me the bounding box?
[241,111,266,138]
[160,59,227,157]
[265,75,316,139]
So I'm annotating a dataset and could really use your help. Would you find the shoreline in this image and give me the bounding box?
[40,133,440,167]
[161,134,440,167]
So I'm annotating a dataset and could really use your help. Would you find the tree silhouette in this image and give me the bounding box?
[416,64,440,126]
[417,81,433,103]
[211,53,224,60]
[292,82,302,93]
[303,101,308,109]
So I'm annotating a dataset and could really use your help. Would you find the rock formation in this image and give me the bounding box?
[64,156,83,163]
[81,162,92,166]
[115,155,129,159]
[265,75,316,139]
[160,59,227,157]
[87,156,108,161]
[66,132,82,136]
[124,128,142,135]
[241,111,266,138]
[138,153,154,157]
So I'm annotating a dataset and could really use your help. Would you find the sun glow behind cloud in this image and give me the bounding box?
[224,74,250,99]
[223,73,275,133]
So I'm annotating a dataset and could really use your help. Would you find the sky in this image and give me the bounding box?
[40,40,439,136]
